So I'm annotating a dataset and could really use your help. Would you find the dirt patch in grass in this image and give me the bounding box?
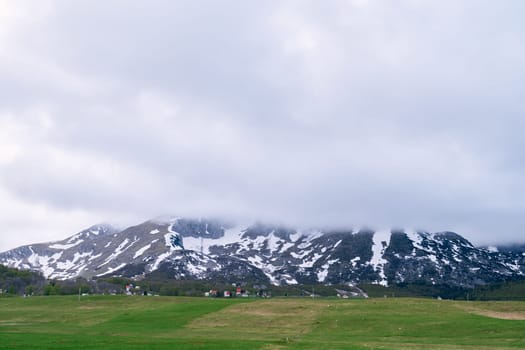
[77,305,103,310]
[458,302,525,320]
[364,342,518,350]
[186,299,327,341]
[469,310,525,320]
[261,345,287,350]
[0,322,30,326]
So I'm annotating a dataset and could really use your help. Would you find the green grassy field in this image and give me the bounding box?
[1,296,524,350]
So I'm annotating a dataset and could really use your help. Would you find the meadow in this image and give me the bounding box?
[0,295,524,350]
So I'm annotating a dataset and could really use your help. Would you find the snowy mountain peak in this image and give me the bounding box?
[1,220,524,288]
[88,223,118,235]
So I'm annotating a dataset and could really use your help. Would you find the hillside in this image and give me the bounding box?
[1,218,524,288]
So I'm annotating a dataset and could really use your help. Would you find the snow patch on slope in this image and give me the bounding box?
[183,226,241,254]
[49,240,84,250]
[97,237,138,269]
[133,244,152,259]
[317,259,339,282]
[97,263,127,277]
[150,251,172,272]
[301,253,323,268]
[371,230,391,286]
[487,246,499,253]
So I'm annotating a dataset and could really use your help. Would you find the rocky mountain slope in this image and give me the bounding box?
[1,218,524,288]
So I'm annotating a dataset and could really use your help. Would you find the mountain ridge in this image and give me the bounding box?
[1,217,524,288]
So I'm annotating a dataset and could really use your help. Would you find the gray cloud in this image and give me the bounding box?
[1,0,525,250]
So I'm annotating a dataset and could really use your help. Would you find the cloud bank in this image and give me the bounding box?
[1,0,525,250]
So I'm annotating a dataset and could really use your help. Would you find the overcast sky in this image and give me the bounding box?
[1,0,524,251]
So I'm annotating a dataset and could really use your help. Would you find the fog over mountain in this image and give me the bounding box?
[1,1,525,251]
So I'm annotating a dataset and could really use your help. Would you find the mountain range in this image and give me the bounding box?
[1,218,524,288]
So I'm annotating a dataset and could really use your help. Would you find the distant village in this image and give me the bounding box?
[119,282,367,299]
[124,282,271,298]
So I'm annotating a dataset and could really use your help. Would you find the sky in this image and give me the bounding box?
[1,0,524,251]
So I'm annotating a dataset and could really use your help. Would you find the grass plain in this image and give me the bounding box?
[0,295,524,350]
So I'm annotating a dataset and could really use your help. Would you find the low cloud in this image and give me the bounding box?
[1,1,525,250]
